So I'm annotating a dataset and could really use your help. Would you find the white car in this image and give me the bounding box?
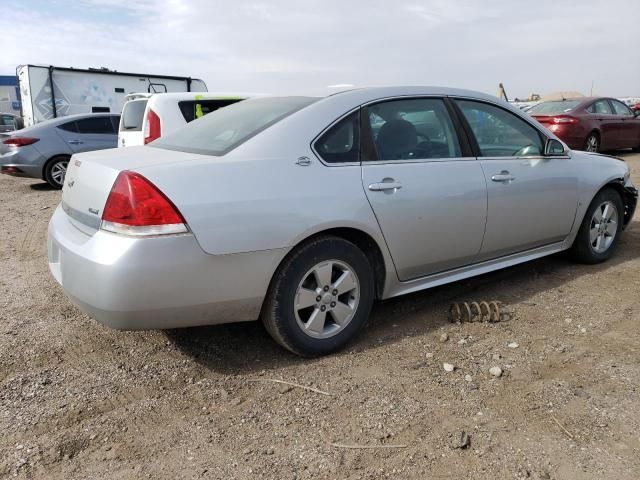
[117,92,252,147]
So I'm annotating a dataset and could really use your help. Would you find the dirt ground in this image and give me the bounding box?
[1,152,640,480]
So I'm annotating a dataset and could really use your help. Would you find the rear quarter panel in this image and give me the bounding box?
[135,153,387,258]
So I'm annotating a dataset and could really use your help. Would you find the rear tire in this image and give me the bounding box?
[584,132,600,153]
[571,188,623,264]
[44,156,70,189]
[262,236,375,357]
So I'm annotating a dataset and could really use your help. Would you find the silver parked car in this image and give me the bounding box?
[47,87,638,356]
[0,113,120,188]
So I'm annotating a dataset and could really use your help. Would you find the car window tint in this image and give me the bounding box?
[178,99,243,123]
[456,100,543,157]
[76,116,115,134]
[366,98,461,161]
[587,100,613,115]
[110,116,121,131]
[314,111,360,163]
[1,115,14,126]
[120,100,147,132]
[611,100,633,116]
[57,121,77,133]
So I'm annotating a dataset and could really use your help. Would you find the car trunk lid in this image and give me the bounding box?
[61,146,202,234]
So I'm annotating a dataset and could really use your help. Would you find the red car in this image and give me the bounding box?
[529,97,640,153]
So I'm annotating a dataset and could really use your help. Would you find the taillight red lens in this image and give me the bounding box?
[552,116,579,124]
[144,109,161,144]
[3,137,39,147]
[101,171,187,235]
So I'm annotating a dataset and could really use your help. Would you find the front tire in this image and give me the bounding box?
[571,188,623,264]
[262,236,375,356]
[44,156,70,189]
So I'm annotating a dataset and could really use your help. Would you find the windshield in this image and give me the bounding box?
[152,96,318,156]
[529,100,582,115]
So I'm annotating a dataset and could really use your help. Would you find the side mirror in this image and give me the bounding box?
[545,138,567,156]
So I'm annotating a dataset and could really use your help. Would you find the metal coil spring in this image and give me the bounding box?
[448,301,503,323]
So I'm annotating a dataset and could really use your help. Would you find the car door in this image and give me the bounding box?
[355,97,487,281]
[586,100,618,149]
[454,99,578,260]
[609,99,639,148]
[56,116,118,153]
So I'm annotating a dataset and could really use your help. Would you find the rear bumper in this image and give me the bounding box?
[47,205,287,330]
[0,147,46,178]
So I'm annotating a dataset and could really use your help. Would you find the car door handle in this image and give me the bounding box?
[491,171,515,183]
[368,181,402,191]
[68,140,84,145]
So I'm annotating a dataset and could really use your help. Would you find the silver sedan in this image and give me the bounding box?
[47,87,638,356]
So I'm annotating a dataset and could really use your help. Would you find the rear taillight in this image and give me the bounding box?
[552,115,579,124]
[144,109,161,144]
[101,171,187,236]
[3,137,39,147]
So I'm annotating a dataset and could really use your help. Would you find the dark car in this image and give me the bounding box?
[529,97,640,152]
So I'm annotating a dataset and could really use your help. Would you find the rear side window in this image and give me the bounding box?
[587,100,613,114]
[120,100,148,132]
[457,100,543,157]
[178,99,243,123]
[366,98,461,160]
[76,116,116,134]
[314,111,360,163]
[611,100,633,116]
[58,121,77,132]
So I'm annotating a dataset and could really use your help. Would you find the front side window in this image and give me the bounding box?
[456,100,543,157]
[76,116,115,134]
[314,111,360,163]
[154,96,317,156]
[587,100,613,115]
[611,100,633,116]
[366,98,461,161]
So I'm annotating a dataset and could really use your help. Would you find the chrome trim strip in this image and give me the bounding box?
[61,201,101,230]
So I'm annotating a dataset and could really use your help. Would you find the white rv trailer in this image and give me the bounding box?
[17,65,207,127]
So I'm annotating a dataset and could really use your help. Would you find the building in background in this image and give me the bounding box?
[0,76,21,115]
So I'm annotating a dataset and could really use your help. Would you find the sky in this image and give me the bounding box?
[2,0,639,99]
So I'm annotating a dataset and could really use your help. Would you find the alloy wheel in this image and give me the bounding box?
[585,135,599,153]
[294,259,360,339]
[51,161,68,187]
[589,200,618,253]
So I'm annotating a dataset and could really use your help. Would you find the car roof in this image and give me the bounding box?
[124,91,260,102]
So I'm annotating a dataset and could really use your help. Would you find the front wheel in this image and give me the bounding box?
[262,236,375,356]
[44,156,69,189]
[571,188,624,264]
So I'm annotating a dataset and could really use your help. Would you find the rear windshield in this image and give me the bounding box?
[152,96,318,156]
[120,100,148,132]
[529,100,582,115]
[178,99,243,123]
